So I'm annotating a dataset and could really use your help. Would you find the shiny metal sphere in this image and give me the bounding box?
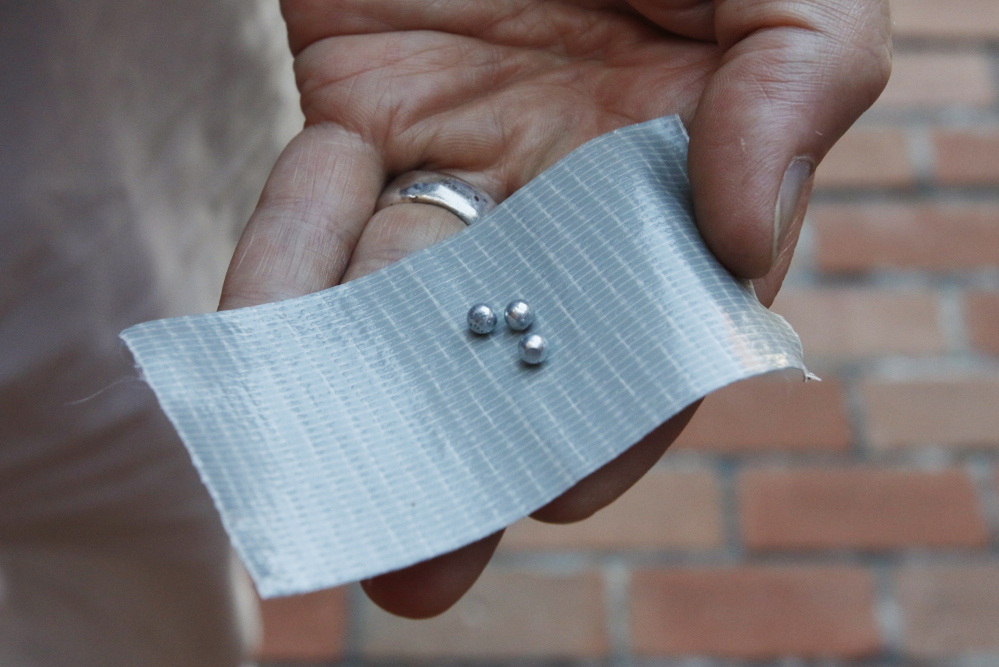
[504,300,534,331]
[467,303,497,334]
[518,333,549,365]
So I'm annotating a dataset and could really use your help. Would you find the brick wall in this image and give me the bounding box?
[259,1,999,664]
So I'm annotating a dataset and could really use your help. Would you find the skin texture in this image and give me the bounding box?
[219,0,892,618]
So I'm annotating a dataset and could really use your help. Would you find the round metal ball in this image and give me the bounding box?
[518,333,550,365]
[504,300,535,331]
[467,303,497,335]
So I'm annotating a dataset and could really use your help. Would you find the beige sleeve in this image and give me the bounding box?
[0,1,301,664]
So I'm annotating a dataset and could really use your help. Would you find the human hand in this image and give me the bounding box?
[219,0,891,618]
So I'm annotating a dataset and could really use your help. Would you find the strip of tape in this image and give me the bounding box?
[121,116,805,597]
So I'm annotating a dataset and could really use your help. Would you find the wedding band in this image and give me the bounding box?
[375,171,497,226]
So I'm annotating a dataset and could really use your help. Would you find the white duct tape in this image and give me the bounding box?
[121,116,806,597]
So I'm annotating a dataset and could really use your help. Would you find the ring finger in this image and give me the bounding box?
[342,174,506,619]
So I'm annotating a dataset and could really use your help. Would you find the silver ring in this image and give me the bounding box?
[375,171,497,226]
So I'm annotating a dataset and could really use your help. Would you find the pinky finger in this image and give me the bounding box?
[219,123,384,311]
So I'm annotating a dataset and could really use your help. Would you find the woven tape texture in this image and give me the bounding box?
[121,116,805,597]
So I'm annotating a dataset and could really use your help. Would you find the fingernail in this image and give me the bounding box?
[773,156,815,263]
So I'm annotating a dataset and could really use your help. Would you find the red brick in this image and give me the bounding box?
[502,470,722,551]
[772,289,945,357]
[897,566,999,656]
[893,0,999,39]
[814,127,914,189]
[813,203,999,273]
[360,570,606,658]
[863,379,999,448]
[934,128,999,185]
[740,468,988,551]
[630,567,880,658]
[257,588,347,662]
[672,375,851,453]
[876,53,995,109]
[967,292,999,355]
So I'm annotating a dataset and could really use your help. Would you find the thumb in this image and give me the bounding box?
[688,0,892,283]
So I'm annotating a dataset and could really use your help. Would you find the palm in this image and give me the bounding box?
[289,1,719,197]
